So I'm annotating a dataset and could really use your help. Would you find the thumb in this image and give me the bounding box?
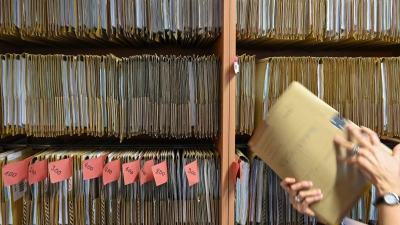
[392,144,400,159]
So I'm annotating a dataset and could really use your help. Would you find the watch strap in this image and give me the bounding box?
[373,196,386,206]
[373,193,400,206]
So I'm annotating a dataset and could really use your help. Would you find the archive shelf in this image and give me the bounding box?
[0,1,237,225]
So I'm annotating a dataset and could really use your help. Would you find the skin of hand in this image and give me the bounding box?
[333,123,400,197]
[280,178,366,224]
[334,123,400,225]
[280,178,322,217]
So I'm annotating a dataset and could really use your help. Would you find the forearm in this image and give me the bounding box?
[377,204,400,225]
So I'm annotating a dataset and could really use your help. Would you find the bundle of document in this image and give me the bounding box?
[235,55,256,135]
[349,186,379,224]
[0,53,221,140]
[0,147,33,225]
[237,0,400,49]
[0,146,220,225]
[239,56,400,137]
[234,148,312,225]
[0,0,222,48]
[234,148,379,225]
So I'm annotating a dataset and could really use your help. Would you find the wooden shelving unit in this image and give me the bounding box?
[0,1,237,225]
[5,1,399,224]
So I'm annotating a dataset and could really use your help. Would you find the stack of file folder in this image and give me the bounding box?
[236,55,256,135]
[237,0,400,49]
[234,148,379,224]
[0,53,221,140]
[235,56,400,137]
[0,146,220,225]
[0,0,222,48]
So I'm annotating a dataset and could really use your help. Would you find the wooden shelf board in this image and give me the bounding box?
[237,48,399,58]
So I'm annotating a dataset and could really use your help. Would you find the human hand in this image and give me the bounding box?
[334,123,400,196]
[280,177,323,217]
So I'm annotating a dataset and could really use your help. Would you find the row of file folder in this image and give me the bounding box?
[0,53,221,140]
[234,148,378,225]
[0,0,222,48]
[237,0,400,49]
[235,55,255,135]
[236,55,400,137]
[0,146,220,225]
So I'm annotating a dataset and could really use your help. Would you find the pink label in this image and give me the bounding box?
[152,160,168,186]
[48,157,73,184]
[140,159,154,185]
[28,159,48,185]
[103,159,121,185]
[122,158,141,185]
[184,160,200,186]
[83,155,107,180]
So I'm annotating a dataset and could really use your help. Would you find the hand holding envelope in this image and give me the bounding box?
[280,123,398,224]
[334,124,400,198]
[248,81,393,225]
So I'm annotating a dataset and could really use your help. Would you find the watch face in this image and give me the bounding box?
[384,193,400,205]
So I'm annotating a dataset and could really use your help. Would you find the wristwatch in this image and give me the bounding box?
[374,192,400,206]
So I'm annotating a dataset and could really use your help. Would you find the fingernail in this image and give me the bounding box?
[308,181,313,186]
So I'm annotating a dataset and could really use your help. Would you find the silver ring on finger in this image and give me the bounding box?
[294,195,302,203]
[352,145,360,155]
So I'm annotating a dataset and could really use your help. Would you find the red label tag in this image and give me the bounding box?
[2,156,32,186]
[232,161,239,185]
[184,160,200,186]
[152,160,168,186]
[83,155,107,180]
[28,159,48,185]
[122,158,141,185]
[231,158,242,185]
[103,159,121,185]
[140,159,154,185]
[48,157,73,184]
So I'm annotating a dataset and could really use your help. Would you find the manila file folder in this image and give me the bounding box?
[248,81,376,225]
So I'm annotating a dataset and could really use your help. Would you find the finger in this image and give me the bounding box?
[303,208,316,217]
[289,181,313,196]
[301,193,323,208]
[333,135,356,155]
[347,124,372,148]
[290,199,315,217]
[298,193,323,215]
[356,147,378,166]
[337,146,375,165]
[360,126,380,146]
[392,144,400,160]
[354,155,375,182]
[297,189,322,200]
[280,177,296,192]
[337,154,358,164]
